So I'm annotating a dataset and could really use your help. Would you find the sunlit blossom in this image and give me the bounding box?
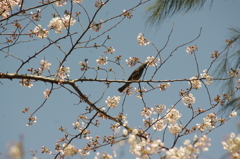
[228,68,240,78]
[168,124,182,135]
[0,0,21,19]
[152,118,166,131]
[158,83,170,91]
[95,152,113,159]
[182,93,196,106]
[73,0,83,3]
[90,22,103,32]
[164,107,182,124]
[122,129,128,136]
[134,87,147,99]
[194,135,211,152]
[128,134,136,144]
[96,57,108,65]
[40,60,51,70]
[26,116,37,126]
[186,45,198,55]
[141,107,152,118]
[200,69,213,85]
[123,10,133,19]
[189,75,201,89]
[43,89,50,99]
[48,15,76,34]
[129,137,164,158]
[55,0,67,6]
[210,50,220,58]
[57,65,70,79]
[137,33,150,46]
[41,145,52,154]
[146,56,160,67]
[31,9,41,21]
[222,132,240,158]
[19,79,33,88]
[79,61,88,71]
[104,46,115,54]
[48,17,64,33]
[153,104,166,114]
[105,96,120,108]
[229,110,237,118]
[33,25,49,39]
[196,113,217,132]
[166,135,211,158]
[60,143,78,156]
[95,1,104,8]
[132,129,138,135]
[62,14,76,27]
[125,57,140,67]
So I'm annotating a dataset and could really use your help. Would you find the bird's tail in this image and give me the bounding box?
[118,83,130,92]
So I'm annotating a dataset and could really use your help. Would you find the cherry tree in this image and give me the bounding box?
[1,0,239,159]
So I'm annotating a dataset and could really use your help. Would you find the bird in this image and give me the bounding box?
[118,62,149,92]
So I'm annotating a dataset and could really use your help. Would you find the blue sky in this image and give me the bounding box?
[0,0,240,158]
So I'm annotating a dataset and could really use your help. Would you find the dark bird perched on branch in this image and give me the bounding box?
[118,62,149,92]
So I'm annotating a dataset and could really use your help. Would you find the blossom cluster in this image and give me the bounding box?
[123,10,133,19]
[105,96,120,108]
[19,79,34,88]
[6,140,24,159]
[0,0,21,19]
[40,60,51,71]
[166,135,211,158]
[222,133,240,158]
[141,106,182,135]
[189,75,202,89]
[48,15,76,34]
[43,89,50,99]
[158,83,170,91]
[26,116,37,126]
[229,110,237,118]
[96,56,108,65]
[228,68,240,78]
[186,45,198,55]
[210,50,220,58]
[55,0,83,7]
[95,151,116,159]
[196,113,218,132]
[57,143,78,156]
[41,146,52,155]
[225,39,235,48]
[146,56,160,67]
[19,60,71,89]
[134,87,147,99]
[154,104,166,114]
[79,60,89,71]
[200,69,213,85]
[90,21,103,32]
[95,1,105,8]
[152,118,166,131]
[181,93,196,106]
[57,65,70,79]
[126,57,140,67]
[137,33,150,46]
[104,46,115,54]
[164,108,182,124]
[127,129,165,158]
[32,25,49,39]
[141,104,166,118]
